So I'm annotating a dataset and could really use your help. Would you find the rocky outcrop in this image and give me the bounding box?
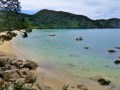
[2,69,21,82]
[0,58,40,90]
[11,60,23,68]
[0,57,56,90]
[24,60,38,70]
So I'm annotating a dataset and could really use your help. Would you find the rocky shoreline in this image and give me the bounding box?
[0,57,54,90]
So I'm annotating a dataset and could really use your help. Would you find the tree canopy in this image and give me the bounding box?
[0,0,31,45]
[0,0,21,12]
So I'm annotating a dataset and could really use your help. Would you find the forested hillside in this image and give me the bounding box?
[0,9,120,31]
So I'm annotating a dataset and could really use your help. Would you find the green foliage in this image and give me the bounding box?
[0,9,120,31]
[29,9,120,29]
[14,82,26,90]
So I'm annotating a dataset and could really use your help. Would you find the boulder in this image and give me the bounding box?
[79,37,83,41]
[24,60,38,70]
[77,84,88,90]
[108,50,116,53]
[11,60,23,68]
[114,60,120,64]
[2,69,21,82]
[0,78,4,87]
[25,72,36,83]
[115,47,120,49]
[0,58,6,67]
[90,76,111,86]
[84,47,89,49]
[19,68,29,78]
[98,78,111,85]
[3,63,11,70]
[10,65,17,70]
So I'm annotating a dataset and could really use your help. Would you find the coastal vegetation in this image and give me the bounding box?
[0,10,120,31]
[0,0,31,44]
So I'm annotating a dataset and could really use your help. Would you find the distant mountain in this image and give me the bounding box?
[0,9,120,29]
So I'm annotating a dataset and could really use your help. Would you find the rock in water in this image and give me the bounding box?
[114,60,120,64]
[90,76,111,86]
[108,50,116,53]
[98,79,111,85]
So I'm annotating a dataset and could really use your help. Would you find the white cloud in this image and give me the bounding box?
[19,0,120,19]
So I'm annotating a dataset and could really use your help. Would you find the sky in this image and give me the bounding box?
[20,0,120,19]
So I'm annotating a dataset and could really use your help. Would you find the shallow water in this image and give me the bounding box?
[13,29,120,87]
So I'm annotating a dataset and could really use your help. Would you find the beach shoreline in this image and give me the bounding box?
[0,36,119,90]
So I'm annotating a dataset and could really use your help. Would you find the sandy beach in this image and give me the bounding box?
[0,37,115,90]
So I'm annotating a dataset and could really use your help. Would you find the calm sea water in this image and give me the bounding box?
[13,29,120,85]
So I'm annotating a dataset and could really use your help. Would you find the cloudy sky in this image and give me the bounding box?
[20,0,120,19]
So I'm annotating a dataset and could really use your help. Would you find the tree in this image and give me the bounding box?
[0,0,31,45]
[0,0,21,12]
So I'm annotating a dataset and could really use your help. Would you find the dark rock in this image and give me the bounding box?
[115,47,120,49]
[19,68,29,78]
[79,37,83,41]
[24,60,38,70]
[108,50,116,53]
[90,76,111,86]
[49,34,55,36]
[84,47,89,49]
[114,60,120,64]
[98,79,111,85]
[76,37,83,41]
[76,38,79,41]
[0,58,6,67]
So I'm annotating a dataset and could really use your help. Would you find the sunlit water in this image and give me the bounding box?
[13,29,120,86]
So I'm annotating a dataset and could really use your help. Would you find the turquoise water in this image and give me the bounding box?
[13,29,120,85]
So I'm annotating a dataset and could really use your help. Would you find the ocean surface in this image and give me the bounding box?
[13,29,120,86]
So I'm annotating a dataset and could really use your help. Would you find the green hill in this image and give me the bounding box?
[0,9,120,30]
